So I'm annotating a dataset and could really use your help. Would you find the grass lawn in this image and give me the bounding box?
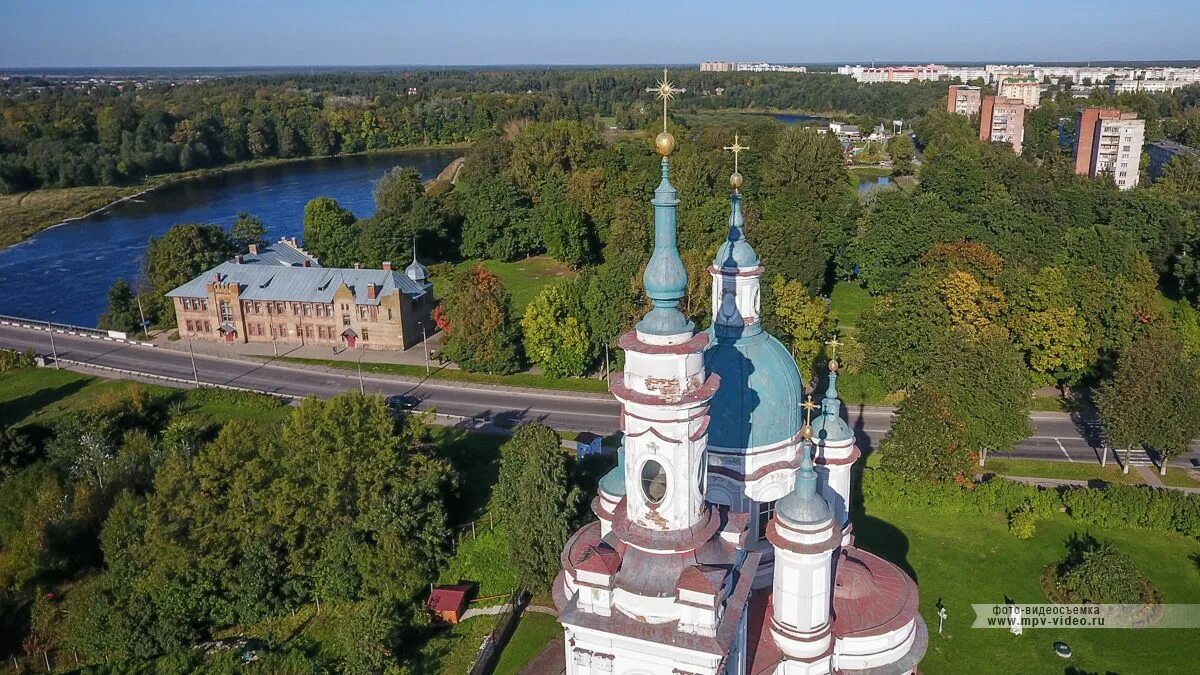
[982,457,1144,485]
[0,184,140,251]
[1028,395,1078,413]
[421,611,561,675]
[0,367,293,429]
[452,256,577,316]
[828,281,875,329]
[283,357,609,394]
[855,505,1200,674]
[1157,467,1200,489]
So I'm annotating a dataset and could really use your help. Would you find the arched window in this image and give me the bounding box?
[641,460,667,504]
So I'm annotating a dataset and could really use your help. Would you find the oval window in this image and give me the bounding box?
[641,460,668,504]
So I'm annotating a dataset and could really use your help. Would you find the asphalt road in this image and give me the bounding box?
[2,324,1194,466]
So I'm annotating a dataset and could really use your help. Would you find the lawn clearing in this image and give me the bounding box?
[494,612,562,674]
[0,367,293,428]
[855,505,1200,674]
[452,256,577,316]
[282,357,609,394]
[0,185,140,251]
[1157,466,1200,489]
[829,281,875,329]
[981,457,1143,485]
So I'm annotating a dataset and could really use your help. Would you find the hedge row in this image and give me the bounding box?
[862,468,1200,539]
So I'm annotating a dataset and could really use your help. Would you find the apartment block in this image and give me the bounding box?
[998,76,1041,108]
[979,96,1026,154]
[947,84,982,116]
[1074,108,1145,189]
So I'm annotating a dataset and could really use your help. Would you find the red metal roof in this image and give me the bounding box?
[832,548,920,638]
[427,584,472,613]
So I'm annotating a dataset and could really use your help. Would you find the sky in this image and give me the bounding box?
[2,0,1198,68]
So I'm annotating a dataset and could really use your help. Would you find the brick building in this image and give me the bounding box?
[998,76,1041,108]
[979,95,1026,154]
[1074,108,1145,189]
[947,84,982,116]
[166,238,434,350]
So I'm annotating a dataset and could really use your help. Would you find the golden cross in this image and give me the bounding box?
[801,396,819,426]
[646,67,684,133]
[825,336,842,360]
[723,134,749,173]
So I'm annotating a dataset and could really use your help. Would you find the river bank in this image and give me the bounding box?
[0,142,472,252]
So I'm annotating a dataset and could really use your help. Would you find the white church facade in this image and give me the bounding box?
[552,77,927,675]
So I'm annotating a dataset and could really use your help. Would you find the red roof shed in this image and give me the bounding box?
[428,584,472,624]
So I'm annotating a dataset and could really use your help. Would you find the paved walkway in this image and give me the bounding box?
[521,640,565,675]
[460,603,556,621]
[153,329,449,368]
[1001,473,1200,494]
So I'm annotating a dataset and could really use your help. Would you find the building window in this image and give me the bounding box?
[201,300,209,311]
[362,328,369,341]
[387,308,393,321]
[359,305,368,320]
[640,461,667,504]
[204,320,211,332]
[302,303,310,316]
[253,302,261,314]
[292,303,300,316]
[757,500,777,541]
[185,319,193,332]
[219,301,233,322]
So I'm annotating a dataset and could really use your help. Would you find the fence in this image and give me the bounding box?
[52,358,303,402]
[468,587,528,675]
[448,512,498,554]
[0,314,155,347]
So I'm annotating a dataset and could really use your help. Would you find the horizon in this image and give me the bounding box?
[3,0,1198,69]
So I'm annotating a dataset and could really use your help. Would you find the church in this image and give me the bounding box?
[552,74,927,675]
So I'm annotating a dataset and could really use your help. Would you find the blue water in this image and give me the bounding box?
[856,174,892,192]
[771,113,828,125]
[0,150,460,326]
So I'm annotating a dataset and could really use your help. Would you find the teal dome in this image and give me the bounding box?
[599,446,626,496]
[776,442,832,526]
[704,325,805,450]
[813,370,854,443]
[712,192,758,270]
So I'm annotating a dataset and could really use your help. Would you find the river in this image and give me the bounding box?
[0,149,461,327]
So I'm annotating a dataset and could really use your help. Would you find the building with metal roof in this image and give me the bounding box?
[165,240,434,350]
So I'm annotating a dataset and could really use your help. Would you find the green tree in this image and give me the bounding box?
[925,327,1034,464]
[522,282,593,378]
[763,125,849,209]
[886,133,915,176]
[456,173,535,261]
[230,211,267,250]
[1157,153,1200,197]
[440,266,523,374]
[1096,329,1200,475]
[98,278,142,334]
[857,287,951,391]
[750,212,828,294]
[0,426,39,480]
[144,224,236,320]
[1005,267,1096,385]
[764,275,835,371]
[538,196,595,268]
[494,424,579,590]
[879,386,974,484]
[845,191,962,293]
[302,197,359,267]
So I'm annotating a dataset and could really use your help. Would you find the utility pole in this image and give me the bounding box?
[187,334,199,386]
[47,319,60,369]
[136,294,148,339]
[357,348,365,395]
[422,324,430,375]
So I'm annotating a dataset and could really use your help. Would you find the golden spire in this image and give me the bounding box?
[646,67,684,156]
[723,134,749,190]
[825,336,842,372]
[801,395,819,439]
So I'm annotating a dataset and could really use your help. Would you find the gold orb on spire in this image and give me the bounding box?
[723,134,750,191]
[646,68,684,157]
[655,130,676,156]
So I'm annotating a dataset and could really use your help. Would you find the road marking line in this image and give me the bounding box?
[1055,438,1074,462]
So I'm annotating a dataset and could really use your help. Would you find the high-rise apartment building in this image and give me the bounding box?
[998,76,1041,108]
[947,84,982,115]
[979,95,1026,154]
[1074,108,1145,189]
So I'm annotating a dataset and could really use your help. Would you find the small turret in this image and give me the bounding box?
[405,237,429,283]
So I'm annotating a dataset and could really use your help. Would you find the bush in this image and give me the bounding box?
[185,387,286,413]
[0,348,36,372]
[1062,483,1200,539]
[1008,506,1037,539]
[1046,535,1158,604]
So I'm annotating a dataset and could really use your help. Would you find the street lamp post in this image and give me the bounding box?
[187,334,200,386]
[422,324,430,375]
[47,318,60,369]
[357,348,365,395]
